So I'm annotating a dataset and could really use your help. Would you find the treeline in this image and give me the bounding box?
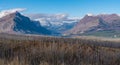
[0,34,120,65]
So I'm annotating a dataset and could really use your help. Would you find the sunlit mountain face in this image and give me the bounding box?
[67,14,120,37]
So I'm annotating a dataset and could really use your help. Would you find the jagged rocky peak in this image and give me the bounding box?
[0,9,52,35]
[0,8,25,18]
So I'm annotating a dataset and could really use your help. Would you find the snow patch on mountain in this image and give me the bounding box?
[87,13,94,16]
[0,8,26,18]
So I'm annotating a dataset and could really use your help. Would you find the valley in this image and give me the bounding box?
[0,0,120,65]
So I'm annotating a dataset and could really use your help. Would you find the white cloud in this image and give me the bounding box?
[0,8,26,13]
[0,8,26,18]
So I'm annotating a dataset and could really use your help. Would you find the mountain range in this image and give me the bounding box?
[1,9,120,37]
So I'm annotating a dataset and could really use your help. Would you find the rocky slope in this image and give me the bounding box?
[0,11,52,35]
[67,14,120,37]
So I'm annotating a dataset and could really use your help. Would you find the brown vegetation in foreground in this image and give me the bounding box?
[0,34,120,65]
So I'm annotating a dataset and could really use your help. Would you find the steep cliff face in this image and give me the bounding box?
[0,11,52,35]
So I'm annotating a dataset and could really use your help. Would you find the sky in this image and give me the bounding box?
[0,0,120,17]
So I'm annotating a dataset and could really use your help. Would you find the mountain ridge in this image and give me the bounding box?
[0,11,52,35]
[66,14,120,37]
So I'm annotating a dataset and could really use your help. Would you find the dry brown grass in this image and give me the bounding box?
[0,34,120,65]
[74,36,120,42]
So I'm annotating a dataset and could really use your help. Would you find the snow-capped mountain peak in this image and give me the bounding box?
[0,8,26,18]
[31,13,80,27]
[87,13,94,16]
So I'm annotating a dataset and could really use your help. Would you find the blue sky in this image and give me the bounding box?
[0,0,120,17]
